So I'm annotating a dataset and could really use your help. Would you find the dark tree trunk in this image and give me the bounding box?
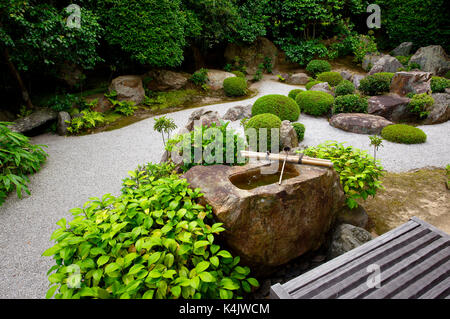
[3,48,34,110]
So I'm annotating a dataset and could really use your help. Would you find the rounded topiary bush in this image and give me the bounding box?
[288,89,304,100]
[316,72,343,87]
[223,77,247,97]
[245,113,282,151]
[431,76,450,93]
[232,70,246,78]
[292,123,305,142]
[295,91,334,116]
[332,94,368,114]
[252,94,300,122]
[359,73,393,96]
[306,60,331,77]
[335,80,355,96]
[381,124,427,144]
[305,80,325,90]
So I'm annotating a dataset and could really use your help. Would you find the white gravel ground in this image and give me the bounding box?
[0,76,449,298]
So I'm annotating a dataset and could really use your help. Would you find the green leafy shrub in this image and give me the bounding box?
[110,100,138,116]
[44,164,258,299]
[223,77,247,97]
[305,80,325,90]
[190,69,209,86]
[292,123,305,142]
[431,76,450,93]
[349,34,378,63]
[301,141,384,209]
[0,122,48,206]
[408,93,434,118]
[295,91,334,116]
[381,124,427,144]
[316,72,344,87]
[332,94,368,114]
[252,94,300,122]
[288,89,304,100]
[253,64,264,82]
[395,55,411,66]
[245,113,282,152]
[335,80,355,96]
[231,71,245,78]
[306,60,331,77]
[166,122,246,173]
[67,110,105,134]
[277,39,328,66]
[359,73,393,96]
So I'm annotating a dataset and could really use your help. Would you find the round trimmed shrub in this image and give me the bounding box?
[305,80,325,90]
[292,123,305,142]
[316,72,344,87]
[332,94,368,114]
[359,73,393,96]
[306,60,331,77]
[223,77,247,97]
[381,124,427,144]
[232,70,246,78]
[245,113,282,151]
[252,94,300,122]
[288,89,304,100]
[431,76,450,93]
[408,93,434,118]
[335,80,355,96]
[295,91,334,116]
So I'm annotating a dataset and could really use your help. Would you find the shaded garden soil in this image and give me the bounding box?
[361,168,450,235]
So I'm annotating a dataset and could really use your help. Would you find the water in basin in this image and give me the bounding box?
[229,164,299,190]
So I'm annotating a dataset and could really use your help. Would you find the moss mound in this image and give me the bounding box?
[252,94,300,122]
[305,80,325,90]
[295,90,334,116]
[306,60,331,77]
[381,124,427,144]
[288,89,304,100]
[335,80,355,96]
[292,123,306,142]
[316,72,343,87]
[223,77,247,97]
[245,113,282,151]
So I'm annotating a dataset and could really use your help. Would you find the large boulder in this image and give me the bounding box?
[390,71,432,96]
[391,42,414,57]
[368,55,403,75]
[330,113,393,135]
[206,70,236,90]
[409,45,450,75]
[224,37,278,75]
[109,75,145,105]
[362,53,383,71]
[222,105,252,122]
[367,95,412,122]
[328,224,373,259]
[56,111,71,136]
[182,163,346,272]
[280,120,299,149]
[145,70,189,91]
[423,93,450,125]
[286,73,309,85]
[8,109,57,133]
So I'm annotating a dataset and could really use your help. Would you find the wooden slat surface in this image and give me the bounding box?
[270,217,450,299]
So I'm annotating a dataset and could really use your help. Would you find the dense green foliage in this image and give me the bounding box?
[408,93,434,119]
[252,95,300,122]
[301,141,384,209]
[288,89,304,100]
[67,110,105,134]
[292,123,306,142]
[381,124,427,144]
[244,113,282,152]
[335,80,355,96]
[359,73,393,96]
[44,162,258,299]
[332,94,368,114]
[306,60,331,77]
[316,72,343,87]
[166,122,245,172]
[305,80,325,90]
[190,69,209,86]
[431,77,450,93]
[109,100,138,117]
[223,77,247,97]
[295,91,334,116]
[0,122,48,206]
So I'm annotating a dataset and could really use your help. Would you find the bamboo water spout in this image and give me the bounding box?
[240,150,334,168]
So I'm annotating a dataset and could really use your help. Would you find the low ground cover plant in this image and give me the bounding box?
[110,100,138,117]
[44,163,259,299]
[67,110,106,134]
[300,141,384,209]
[252,94,300,122]
[0,122,48,206]
[295,91,334,116]
[381,124,427,144]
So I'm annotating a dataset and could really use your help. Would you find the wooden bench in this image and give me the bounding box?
[270,217,450,299]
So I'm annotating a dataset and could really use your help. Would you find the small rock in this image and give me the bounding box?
[8,109,57,133]
[362,53,383,71]
[391,42,414,57]
[206,70,236,90]
[336,205,369,229]
[286,73,310,85]
[310,82,334,96]
[280,120,299,149]
[328,224,373,259]
[109,75,145,105]
[145,70,189,91]
[222,105,252,121]
[353,75,365,89]
[368,55,403,75]
[311,254,326,263]
[183,108,222,132]
[56,111,71,136]
[340,71,353,81]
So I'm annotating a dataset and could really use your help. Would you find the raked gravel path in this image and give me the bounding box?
[0,76,449,298]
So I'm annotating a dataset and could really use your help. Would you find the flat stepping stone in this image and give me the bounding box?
[8,109,57,133]
[329,113,393,134]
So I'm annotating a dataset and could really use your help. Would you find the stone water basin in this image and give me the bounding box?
[182,162,346,274]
